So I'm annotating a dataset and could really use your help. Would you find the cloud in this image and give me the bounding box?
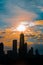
[0,0,14,16]
[4,6,37,29]
[0,19,11,29]
[37,6,43,12]
[0,35,4,38]
[12,0,43,20]
[0,0,37,29]
[0,0,43,30]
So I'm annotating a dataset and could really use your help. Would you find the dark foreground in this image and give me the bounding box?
[0,55,43,65]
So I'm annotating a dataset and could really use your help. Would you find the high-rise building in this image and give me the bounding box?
[19,33,25,56]
[19,33,24,48]
[0,42,4,51]
[24,43,27,54]
[13,40,17,53]
[0,42,4,54]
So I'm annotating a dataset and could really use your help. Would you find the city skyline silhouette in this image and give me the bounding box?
[0,33,40,55]
[0,33,41,62]
[0,0,43,64]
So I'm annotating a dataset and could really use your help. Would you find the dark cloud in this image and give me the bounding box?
[32,25,43,33]
[27,33,43,42]
[0,35,4,38]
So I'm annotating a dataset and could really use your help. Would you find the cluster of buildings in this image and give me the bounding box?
[0,33,39,60]
[0,33,27,57]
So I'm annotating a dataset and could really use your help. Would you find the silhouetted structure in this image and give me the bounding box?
[24,43,27,54]
[20,33,24,48]
[19,33,25,57]
[13,40,17,54]
[0,33,42,64]
[7,50,13,57]
[35,49,39,56]
[28,47,34,56]
[0,42,4,54]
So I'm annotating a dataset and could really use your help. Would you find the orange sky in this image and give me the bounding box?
[34,20,43,25]
[0,20,43,47]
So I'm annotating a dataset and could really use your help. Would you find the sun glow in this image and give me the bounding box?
[17,25,26,32]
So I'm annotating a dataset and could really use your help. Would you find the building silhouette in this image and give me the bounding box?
[24,43,27,54]
[35,49,39,56]
[7,40,17,60]
[19,33,27,57]
[0,33,41,64]
[0,42,4,54]
[19,33,24,48]
[13,40,17,54]
[28,47,34,56]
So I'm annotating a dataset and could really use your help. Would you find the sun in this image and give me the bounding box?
[17,24,26,32]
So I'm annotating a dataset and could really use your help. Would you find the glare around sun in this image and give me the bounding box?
[17,25,26,32]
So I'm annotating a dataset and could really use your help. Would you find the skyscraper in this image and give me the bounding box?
[0,42,4,54]
[19,33,25,56]
[13,40,17,53]
[19,33,24,48]
[24,43,27,54]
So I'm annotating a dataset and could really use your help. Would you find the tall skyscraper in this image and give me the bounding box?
[13,40,17,53]
[19,33,24,48]
[19,33,25,56]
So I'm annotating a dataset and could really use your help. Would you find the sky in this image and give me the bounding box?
[0,0,43,54]
[0,0,43,29]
